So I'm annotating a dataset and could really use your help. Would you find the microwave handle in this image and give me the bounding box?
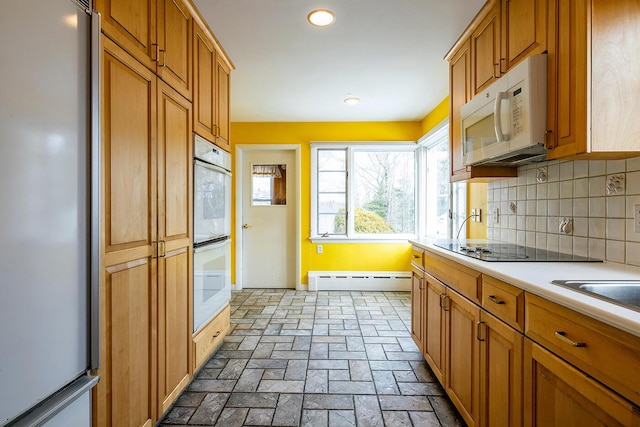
[494,91,510,142]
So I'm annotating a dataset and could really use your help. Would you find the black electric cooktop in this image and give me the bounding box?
[433,240,603,262]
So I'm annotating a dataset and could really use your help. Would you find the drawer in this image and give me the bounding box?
[424,250,481,303]
[411,246,424,269]
[525,293,640,406]
[193,304,230,370]
[481,275,524,331]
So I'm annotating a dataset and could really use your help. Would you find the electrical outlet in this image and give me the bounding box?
[493,208,500,224]
[635,205,640,233]
[317,245,323,254]
[474,208,482,222]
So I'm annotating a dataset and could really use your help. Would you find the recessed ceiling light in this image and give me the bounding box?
[307,9,335,27]
[344,97,361,105]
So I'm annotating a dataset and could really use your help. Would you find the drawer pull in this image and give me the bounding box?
[413,254,420,259]
[555,331,586,348]
[488,295,505,305]
[213,331,221,338]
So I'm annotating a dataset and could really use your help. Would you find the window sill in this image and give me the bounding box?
[309,236,415,244]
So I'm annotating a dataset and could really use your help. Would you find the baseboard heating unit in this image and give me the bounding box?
[307,271,411,292]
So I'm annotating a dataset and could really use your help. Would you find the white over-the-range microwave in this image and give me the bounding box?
[460,54,548,167]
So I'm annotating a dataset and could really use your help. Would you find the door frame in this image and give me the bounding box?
[234,144,301,290]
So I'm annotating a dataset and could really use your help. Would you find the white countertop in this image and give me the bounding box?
[410,238,640,338]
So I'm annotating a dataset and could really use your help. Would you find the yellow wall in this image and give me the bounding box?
[230,121,422,285]
[467,182,488,239]
[420,97,449,136]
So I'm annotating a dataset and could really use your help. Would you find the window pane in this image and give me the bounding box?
[252,175,272,205]
[318,214,346,234]
[318,193,346,214]
[425,138,450,238]
[352,151,415,234]
[318,149,346,171]
[318,171,346,192]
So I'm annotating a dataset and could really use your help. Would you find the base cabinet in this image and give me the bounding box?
[193,304,231,370]
[445,289,481,427]
[479,310,523,427]
[524,339,640,427]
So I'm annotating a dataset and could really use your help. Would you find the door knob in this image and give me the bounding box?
[242,224,251,229]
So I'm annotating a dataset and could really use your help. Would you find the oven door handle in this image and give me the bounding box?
[194,238,230,253]
[194,158,232,177]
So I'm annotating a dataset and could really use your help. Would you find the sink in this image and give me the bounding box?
[551,280,640,312]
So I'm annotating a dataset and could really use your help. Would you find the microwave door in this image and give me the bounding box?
[462,99,499,166]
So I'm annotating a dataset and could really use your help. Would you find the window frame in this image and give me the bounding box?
[310,141,418,243]
[416,120,453,240]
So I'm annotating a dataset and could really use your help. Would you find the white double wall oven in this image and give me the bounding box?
[193,135,232,333]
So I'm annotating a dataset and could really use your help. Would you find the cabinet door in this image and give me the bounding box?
[215,54,231,151]
[157,0,192,100]
[158,248,190,415]
[193,22,217,142]
[479,311,523,427]
[424,274,447,384]
[502,0,547,71]
[411,268,425,352]
[591,0,640,152]
[157,81,192,414]
[446,289,481,427]
[449,39,471,179]
[545,0,588,159]
[95,0,158,71]
[524,339,640,427]
[472,2,502,94]
[96,36,158,427]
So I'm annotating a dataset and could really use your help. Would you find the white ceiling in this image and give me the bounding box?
[194,0,486,122]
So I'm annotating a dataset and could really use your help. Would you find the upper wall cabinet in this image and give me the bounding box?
[193,21,231,152]
[96,0,193,100]
[546,0,640,159]
[472,2,501,94]
[502,0,547,72]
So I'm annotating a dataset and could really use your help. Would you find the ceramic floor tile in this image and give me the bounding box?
[157,289,465,426]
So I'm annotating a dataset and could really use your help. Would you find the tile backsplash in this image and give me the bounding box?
[486,157,640,266]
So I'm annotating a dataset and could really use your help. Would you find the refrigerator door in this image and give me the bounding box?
[0,0,96,424]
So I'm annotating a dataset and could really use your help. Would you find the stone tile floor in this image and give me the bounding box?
[158,289,466,426]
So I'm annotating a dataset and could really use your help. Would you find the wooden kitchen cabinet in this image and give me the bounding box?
[96,0,193,100]
[445,288,481,427]
[502,0,547,72]
[156,79,193,415]
[546,0,640,158]
[96,36,159,427]
[472,2,502,94]
[524,338,640,427]
[410,265,425,353]
[478,310,523,427]
[193,21,232,152]
[423,272,447,385]
[95,37,193,427]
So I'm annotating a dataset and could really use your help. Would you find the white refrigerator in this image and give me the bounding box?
[0,0,100,425]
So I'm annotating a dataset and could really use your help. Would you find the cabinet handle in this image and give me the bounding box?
[152,43,160,62]
[412,254,420,259]
[477,322,486,342]
[159,49,166,67]
[440,293,450,311]
[488,295,505,305]
[555,331,586,348]
[544,130,554,149]
[213,331,221,338]
[493,63,500,78]
[417,277,423,291]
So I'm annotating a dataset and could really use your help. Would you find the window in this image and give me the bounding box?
[417,121,453,239]
[311,143,416,240]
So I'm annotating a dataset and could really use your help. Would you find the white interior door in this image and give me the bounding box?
[242,149,296,288]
